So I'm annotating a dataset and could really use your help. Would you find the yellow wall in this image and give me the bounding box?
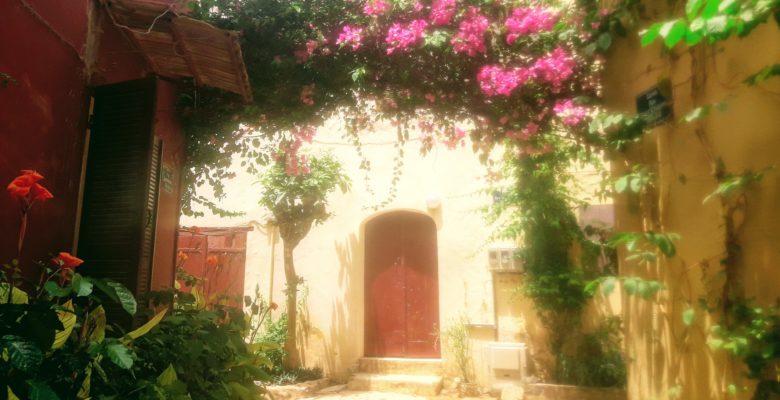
[604,6,780,399]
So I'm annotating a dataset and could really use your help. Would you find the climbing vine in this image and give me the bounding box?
[591,0,780,398]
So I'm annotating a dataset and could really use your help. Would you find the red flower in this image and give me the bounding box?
[7,170,53,203]
[270,302,279,310]
[206,255,218,267]
[53,252,84,269]
[53,252,84,285]
[177,250,188,263]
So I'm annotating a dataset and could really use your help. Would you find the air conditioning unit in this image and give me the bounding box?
[486,342,527,383]
[488,246,522,273]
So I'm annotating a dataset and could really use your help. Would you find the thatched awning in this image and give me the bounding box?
[102,0,252,102]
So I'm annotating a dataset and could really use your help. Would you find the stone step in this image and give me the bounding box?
[358,357,444,375]
[347,373,443,396]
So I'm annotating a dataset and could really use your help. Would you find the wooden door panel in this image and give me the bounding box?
[365,211,440,358]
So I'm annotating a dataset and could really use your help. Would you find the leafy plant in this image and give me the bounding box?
[93,291,273,399]
[707,301,780,400]
[640,0,780,48]
[257,152,350,368]
[443,315,473,383]
[556,317,627,388]
[1,170,160,400]
[253,313,323,385]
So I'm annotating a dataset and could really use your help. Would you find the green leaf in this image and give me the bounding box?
[682,307,696,326]
[85,305,106,344]
[727,383,738,396]
[1,336,43,372]
[743,64,780,86]
[106,282,137,315]
[597,33,613,51]
[637,280,652,299]
[0,284,29,304]
[78,365,92,399]
[661,20,687,47]
[157,364,179,386]
[43,281,71,298]
[640,23,662,46]
[629,177,643,193]
[601,276,617,296]
[105,343,134,369]
[52,300,76,350]
[702,0,722,18]
[623,277,638,294]
[686,0,706,19]
[72,274,93,297]
[682,105,711,123]
[614,176,629,193]
[708,337,725,349]
[705,15,729,35]
[584,279,601,296]
[125,309,166,341]
[29,381,60,400]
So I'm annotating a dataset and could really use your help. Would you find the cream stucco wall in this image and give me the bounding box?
[604,5,780,400]
[182,118,617,385]
[182,120,508,381]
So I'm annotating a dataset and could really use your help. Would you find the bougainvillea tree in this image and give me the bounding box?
[257,150,350,368]
[183,0,635,380]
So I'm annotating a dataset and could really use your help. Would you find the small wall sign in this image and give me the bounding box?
[161,164,175,194]
[636,79,673,127]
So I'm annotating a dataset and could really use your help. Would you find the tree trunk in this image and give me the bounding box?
[282,240,301,369]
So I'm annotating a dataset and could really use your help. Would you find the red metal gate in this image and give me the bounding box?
[364,211,440,358]
[176,226,251,308]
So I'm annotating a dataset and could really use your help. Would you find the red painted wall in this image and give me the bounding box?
[0,0,185,291]
[0,0,91,267]
[151,80,187,291]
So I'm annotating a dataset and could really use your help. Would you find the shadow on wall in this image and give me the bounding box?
[324,232,363,380]
[493,273,553,380]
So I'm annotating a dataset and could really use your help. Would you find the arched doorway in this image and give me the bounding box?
[364,211,440,358]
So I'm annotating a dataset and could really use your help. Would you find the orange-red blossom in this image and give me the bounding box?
[7,170,53,203]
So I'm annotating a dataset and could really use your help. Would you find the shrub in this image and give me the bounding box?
[92,296,273,399]
[555,316,626,388]
[256,313,323,385]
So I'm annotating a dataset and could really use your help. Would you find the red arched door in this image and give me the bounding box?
[365,211,440,358]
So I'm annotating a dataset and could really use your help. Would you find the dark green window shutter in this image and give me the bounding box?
[77,78,160,326]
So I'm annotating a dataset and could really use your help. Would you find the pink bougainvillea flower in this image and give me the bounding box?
[443,126,466,149]
[386,19,429,55]
[530,47,577,92]
[430,0,456,25]
[335,25,364,51]
[506,122,539,141]
[424,93,436,103]
[451,6,490,56]
[477,65,531,97]
[505,7,558,45]
[300,84,316,106]
[553,99,590,126]
[363,0,390,16]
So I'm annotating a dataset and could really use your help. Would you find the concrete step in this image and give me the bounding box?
[347,373,443,396]
[358,357,443,375]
